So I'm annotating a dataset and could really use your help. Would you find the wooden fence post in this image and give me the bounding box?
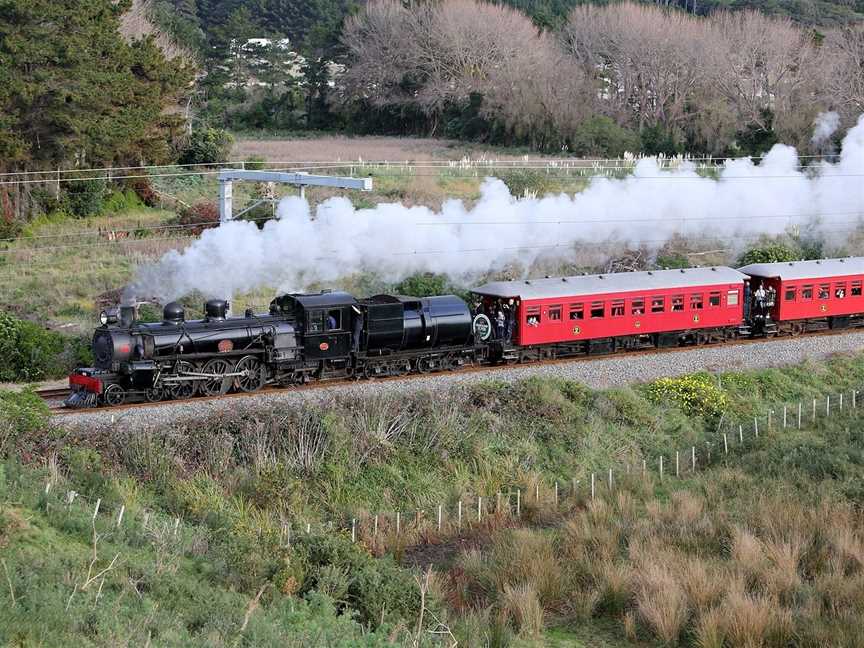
[723,433,729,455]
[691,446,696,471]
[739,425,743,444]
[457,502,462,531]
[535,482,540,502]
[675,451,680,477]
[396,511,401,535]
[827,395,831,417]
[92,498,101,522]
[754,417,759,438]
[516,489,521,517]
[351,519,356,543]
[783,406,787,428]
[477,497,482,522]
[116,505,125,528]
[659,456,664,481]
[591,473,596,499]
[840,393,844,410]
[608,468,613,490]
[437,506,442,531]
[813,398,817,422]
[554,482,558,507]
[496,492,501,514]
[798,402,802,429]
[642,460,646,477]
[374,515,379,537]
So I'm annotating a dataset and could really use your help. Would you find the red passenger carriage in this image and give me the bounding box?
[738,258,864,333]
[473,267,747,359]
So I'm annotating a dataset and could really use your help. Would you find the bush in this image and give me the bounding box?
[125,177,160,207]
[644,373,728,420]
[65,179,107,218]
[0,311,65,382]
[496,169,559,198]
[179,127,234,166]
[102,189,143,214]
[176,201,220,235]
[568,116,640,158]
[737,243,798,267]
[0,390,49,457]
[393,273,451,297]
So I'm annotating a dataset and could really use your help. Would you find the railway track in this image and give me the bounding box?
[42,326,862,417]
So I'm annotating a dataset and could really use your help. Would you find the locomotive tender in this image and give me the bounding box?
[67,257,864,407]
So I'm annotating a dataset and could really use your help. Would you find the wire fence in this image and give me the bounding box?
[17,387,862,556]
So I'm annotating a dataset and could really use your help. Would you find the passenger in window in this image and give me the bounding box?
[527,315,539,327]
[633,304,644,315]
[496,306,506,339]
[819,287,829,299]
[326,314,338,330]
[836,288,845,299]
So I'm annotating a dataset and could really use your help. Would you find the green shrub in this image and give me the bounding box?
[0,311,65,382]
[496,169,559,198]
[102,189,143,213]
[393,273,451,297]
[568,116,640,158]
[0,390,49,456]
[292,533,421,628]
[244,155,268,170]
[179,127,234,165]
[737,243,798,266]
[65,179,107,218]
[644,373,728,420]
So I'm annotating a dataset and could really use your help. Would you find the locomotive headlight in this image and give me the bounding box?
[99,308,119,326]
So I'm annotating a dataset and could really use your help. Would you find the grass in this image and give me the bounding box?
[4,353,864,644]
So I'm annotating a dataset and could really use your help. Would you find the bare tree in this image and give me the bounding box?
[823,26,864,127]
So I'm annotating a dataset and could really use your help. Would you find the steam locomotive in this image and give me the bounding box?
[66,291,479,407]
[67,256,864,407]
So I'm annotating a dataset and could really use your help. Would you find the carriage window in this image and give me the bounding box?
[631,298,645,315]
[651,297,665,313]
[548,305,562,321]
[819,284,830,299]
[785,287,796,301]
[307,310,325,333]
[853,282,862,297]
[708,292,721,307]
[727,290,739,306]
[835,283,847,299]
[801,285,813,300]
[611,300,625,317]
[526,306,541,327]
[569,304,584,320]
[590,302,605,318]
[690,294,704,310]
[671,295,684,312]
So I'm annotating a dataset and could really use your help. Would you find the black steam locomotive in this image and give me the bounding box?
[66,291,483,407]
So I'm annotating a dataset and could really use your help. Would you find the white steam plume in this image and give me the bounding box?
[812,111,841,145]
[130,115,864,303]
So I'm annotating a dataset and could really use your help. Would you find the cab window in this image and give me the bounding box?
[307,310,325,333]
[326,309,342,330]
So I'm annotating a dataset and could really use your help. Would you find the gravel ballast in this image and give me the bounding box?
[56,331,864,433]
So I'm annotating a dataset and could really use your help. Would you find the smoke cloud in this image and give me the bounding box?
[130,115,864,303]
[812,111,841,145]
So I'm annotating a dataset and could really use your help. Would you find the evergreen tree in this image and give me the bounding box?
[0,0,190,172]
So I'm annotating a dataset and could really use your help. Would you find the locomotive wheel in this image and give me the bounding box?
[235,356,265,392]
[145,387,165,403]
[201,358,234,396]
[169,361,198,399]
[103,384,126,407]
